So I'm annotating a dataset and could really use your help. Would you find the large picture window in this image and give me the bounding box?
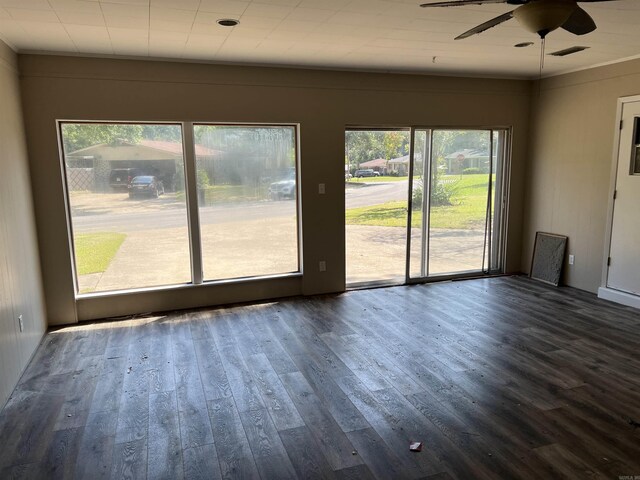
[194,125,299,281]
[59,122,300,295]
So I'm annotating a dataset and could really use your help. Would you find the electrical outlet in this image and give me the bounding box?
[568,254,575,265]
[18,315,24,333]
[318,183,325,195]
[319,261,326,272]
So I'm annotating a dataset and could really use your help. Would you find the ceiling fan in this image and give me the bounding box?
[419,0,617,40]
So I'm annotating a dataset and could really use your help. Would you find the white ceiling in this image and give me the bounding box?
[0,0,639,79]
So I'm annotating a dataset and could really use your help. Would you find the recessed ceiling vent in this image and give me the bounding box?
[217,19,240,27]
[548,46,589,57]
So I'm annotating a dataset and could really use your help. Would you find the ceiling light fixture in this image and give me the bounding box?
[217,19,240,27]
[512,0,576,39]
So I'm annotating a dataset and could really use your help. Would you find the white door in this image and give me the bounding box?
[608,101,640,295]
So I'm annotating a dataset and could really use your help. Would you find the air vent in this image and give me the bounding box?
[548,46,589,57]
[217,19,239,27]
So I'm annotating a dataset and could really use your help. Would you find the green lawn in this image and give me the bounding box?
[347,175,407,183]
[204,184,266,203]
[74,232,126,275]
[176,184,265,203]
[346,174,493,229]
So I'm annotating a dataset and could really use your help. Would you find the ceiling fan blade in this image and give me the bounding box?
[420,0,508,7]
[455,10,514,39]
[561,6,596,35]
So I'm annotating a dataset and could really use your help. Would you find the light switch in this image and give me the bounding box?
[318,183,325,194]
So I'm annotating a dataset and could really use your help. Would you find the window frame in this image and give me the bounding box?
[57,120,303,298]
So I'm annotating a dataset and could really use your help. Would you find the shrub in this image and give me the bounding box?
[413,176,460,207]
[432,180,456,206]
[412,185,423,209]
[197,169,211,189]
[463,167,481,175]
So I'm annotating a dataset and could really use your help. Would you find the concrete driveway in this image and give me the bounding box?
[79,220,485,293]
[71,185,486,293]
[346,225,486,285]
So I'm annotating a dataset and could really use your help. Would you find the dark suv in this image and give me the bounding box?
[109,168,143,190]
[354,169,380,178]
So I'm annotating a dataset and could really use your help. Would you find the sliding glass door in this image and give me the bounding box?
[345,128,410,286]
[408,128,508,279]
[345,126,508,287]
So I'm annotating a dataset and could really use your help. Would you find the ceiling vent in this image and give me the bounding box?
[548,46,590,57]
[217,19,240,27]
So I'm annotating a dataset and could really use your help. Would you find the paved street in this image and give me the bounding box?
[71,196,295,233]
[72,181,408,234]
[345,180,409,208]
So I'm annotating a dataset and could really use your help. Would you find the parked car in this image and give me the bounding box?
[109,168,144,190]
[269,175,296,200]
[354,169,380,178]
[128,176,164,198]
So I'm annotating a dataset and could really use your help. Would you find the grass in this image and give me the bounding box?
[347,175,407,183]
[74,232,126,275]
[177,185,267,203]
[204,185,265,203]
[346,174,493,230]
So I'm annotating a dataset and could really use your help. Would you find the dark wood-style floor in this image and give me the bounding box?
[1,276,639,479]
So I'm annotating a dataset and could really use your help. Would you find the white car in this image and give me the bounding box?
[269,178,296,200]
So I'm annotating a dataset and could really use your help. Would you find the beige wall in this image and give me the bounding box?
[0,41,47,407]
[523,58,640,293]
[19,54,531,325]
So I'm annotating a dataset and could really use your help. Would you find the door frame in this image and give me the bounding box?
[344,125,512,289]
[598,95,640,308]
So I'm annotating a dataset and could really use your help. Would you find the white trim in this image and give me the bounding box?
[544,52,640,80]
[598,287,640,310]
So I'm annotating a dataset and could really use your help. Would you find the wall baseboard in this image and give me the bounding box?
[598,287,640,310]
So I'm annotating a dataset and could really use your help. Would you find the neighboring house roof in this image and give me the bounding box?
[67,140,221,160]
[140,140,220,157]
[388,154,410,165]
[445,149,489,160]
[359,158,387,168]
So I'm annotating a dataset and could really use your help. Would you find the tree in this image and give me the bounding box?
[61,124,143,153]
[413,130,465,207]
[383,131,407,161]
[345,131,409,173]
[195,126,295,185]
[414,130,490,207]
[345,131,381,171]
[61,123,189,154]
[141,125,182,142]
